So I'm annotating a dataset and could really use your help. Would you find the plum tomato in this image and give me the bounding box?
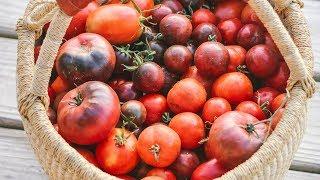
[47,107,57,124]
[191,9,217,28]
[271,93,286,113]
[149,40,167,65]
[162,0,184,13]
[241,4,263,27]
[235,101,266,120]
[116,82,143,102]
[161,67,180,95]
[202,97,232,123]
[56,33,116,86]
[169,112,205,149]
[265,62,290,92]
[170,150,200,178]
[133,62,165,93]
[140,94,169,125]
[86,4,143,45]
[167,78,207,113]
[245,44,280,78]
[75,147,99,167]
[96,128,139,175]
[164,45,193,74]
[160,14,193,45]
[192,23,222,45]
[181,66,213,94]
[208,111,267,169]
[53,91,67,111]
[271,108,284,131]
[191,159,227,180]
[237,24,265,49]
[51,76,70,94]
[226,45,246,72]
[194,41,229,78]
[121,100,147,127]
[212,72,254,106]
[253,87,280,112]
[137,124,181,167]
[57,81,120,145]
[178,0,204,9]
[214,0,246,22]
[151,5,173,24]
[217,18,243,45]
[147,168,176,180]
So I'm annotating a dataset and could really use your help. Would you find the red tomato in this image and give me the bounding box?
[48,86,56,105]
[271,108,284,130]
[53,91,67,111]
[117,175,137,180]
[164,45,193,74]
[137,124,181,167]
[34,45,41,63]
[226,45,246,72]
[86,4,143,45]
[208,111,267,169]
[51,76,70,94]
[265,62,290,92]
[192,23,222,45]
[151,5,173,24]
[75,147,99,167]
[264,32,281,55]
[147,168,176,180]
[140,94,169,125]
[108,0,155,16]
[253,87,280,112]
[57,81,120,145]
[56,0,92,16]
[170,150,200,178]
[181,66,213,94]
[236,101,266,120]
[47,107,57,124]
[167,78,207,113]
[218,18,243,45]
[169,112,205,149]
[161,67,180,95]
[241,4,263,27]
[191,159,227,180]
[162,0,184,13]
[271,93,286,113]
[237,24,265,50]
[191,9,217,28]
[115,82,143,102]
[214,0,246,22]
[202,97,232,123]
[212,72,253,105]
[141,176,164,180]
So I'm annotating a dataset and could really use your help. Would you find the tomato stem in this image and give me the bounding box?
[114,129,130,147]
[236,65,250,74]
[74,93,83,106]
[149,144,160,162]
[208,34,217,42]
[130,0,142,14]
[205,121,213,130]
[162,112,171,124]
[198,137,209,144]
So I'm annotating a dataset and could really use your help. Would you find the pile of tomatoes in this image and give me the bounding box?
[38,0,289,179]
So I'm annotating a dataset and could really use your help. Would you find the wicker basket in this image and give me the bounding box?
[16,0,316,179]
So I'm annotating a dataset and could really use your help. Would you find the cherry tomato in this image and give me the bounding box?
[151,5,173,24]
[161,67,180,95]
[114,47,133,74]
[202,97,232,123]
[164,45,193,74]
[236,101,266,120]
[253,87,280,112]
[191,159,227,180]
[191,9,217,28]
[121,100,147,127]
[271,108,284,131]
[241,4,263,27]
[226,45,246,72]
[181,66,213,94]
[217,18,243,45]
[96,128,139,175]
[170,150,200,178]
[214,0,246,22]
[162,0,184,13]
[237,24,265,49]
[51,76,70,94]
[192,23,222,45]
[140,94,169,125]
[167,78,207,113]
[265,62,290,92]
[116,82,143,102]
[47,107,57,124]
[147,168,176,180]
[75,147,99,167]
[149,41,167,65]
[137,124,181,167]
[271,93,286,113]
[169,112,205,149]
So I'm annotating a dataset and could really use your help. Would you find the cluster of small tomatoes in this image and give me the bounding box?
[37,0,289,179]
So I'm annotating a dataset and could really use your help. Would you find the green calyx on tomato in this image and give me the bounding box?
[113,129,131,147]
[149,144,161,161]
[161,112,171,124]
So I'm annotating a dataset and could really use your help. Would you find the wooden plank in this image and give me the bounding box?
[285,170,320,180]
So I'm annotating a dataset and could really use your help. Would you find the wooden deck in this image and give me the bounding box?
[0,0,319,179]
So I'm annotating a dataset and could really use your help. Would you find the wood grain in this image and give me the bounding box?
[285,170,320,180]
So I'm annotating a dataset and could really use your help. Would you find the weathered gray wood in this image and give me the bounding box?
[285,170,320,180]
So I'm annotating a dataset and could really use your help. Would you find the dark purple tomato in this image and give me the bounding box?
[164,45,193,74]
[141,26,158,42]
[217,18,243,45]
[178,0,204,9]
[114,48,133,74]
[162,0,184,13]
[161,67,180,95]
[121,100,147,127]
[192,23,222,45]
[265,61,290,92]
[237,24,265,49]
[117,82,143,102]
[151,4,173,24]
[130,162,152,179]
[149,40,167,64]
[186,41,197,55]
[170,150,200,179]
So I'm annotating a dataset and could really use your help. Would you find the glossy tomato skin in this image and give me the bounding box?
[194,42,229,78]
[114,48,133,74]
[140,94,169,125]
[86,4,142,45]
[271,108,284,131]
[167,78,207,114]
[202,97,232,123]
[116,82,143,102]
[236,101,266,120]
[147,168,176,180]
[241,4,263,27]
[96,128,139,175]
[212,72,253,106]
[264,32,281,55]
[214,0,246,22]
[53,91,67,111]
[169,112,205,149]
[121,100,147,127]
[271,93,286,113]
[237,24,265,49]
[56,33,116,86]
[149,41,167,65]
[48,86,56,105]
[75,147,99,167]
[142,176,164,180]
[51,76,70,94]
[164,45,193,74]
[191,9,217,28]
[137,124,181,167]
[217,18,243,45]
[253,87,280,111]
[133,62,165,93]
[161,67,180,95]
[226,45,246,72]
[191,159,227,180]
[170,150,200,178]
[160,14,193,45]
[57,81,120,145]
[246,45,280,78]
[192,23,222,45]
[151,5,173,24]
[265,62,290,92]
[162,0,184,13]
[208,111,267,169]
[181,66,213,94]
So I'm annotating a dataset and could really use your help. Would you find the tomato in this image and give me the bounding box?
[108,0,155,16]
[178,0,204,9]
[48,86,56,105]
[57,81,120,145]
[96,128,139,175]
[192,23,222,45]
[114,47,133,75]
[147,168,176,180]
[137,124,181,167]
[131,162,152,179]
[160,14,193,45]
[191,159,227,180]
[253,87,280,112]
[108,77,127,90]
[237,24,265,50]
[194,42,229,78]
[164,45,193,74]
[133,62,165,93]
[141,176,164,180]
[226,45,246,72]
[56,33,116,86]
[51,76,70,94]
[241,4,263,27]
[217,18,243,45]
[271,108,284,130]
[264,32,281,55]
[75,147,99,167]
[181,66,213,94]
[121,100,147,128]
[191,9,217,28]
[34,45,41,63]
[265,62,290,92]
[170,150,200,178]
[47,107,57,124]
[161,67,180,95]
[186,41,197,55]
[245,45,280,78]
[151,5,173,24]
[271,93,286,113]
[169,112,205,149]
[202,97,232,123]
[149,41,167,65]
[236,101,266,120]
[117,175,137,180]
[214,0,246,22]
[86,4,143,45]
[140,94,169,125]
[162,0,184,13]
[53,91,67,111]
[112,81,142,102]
[208,111,267,169]
[167,78,207,113]
[212,72,253,105]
